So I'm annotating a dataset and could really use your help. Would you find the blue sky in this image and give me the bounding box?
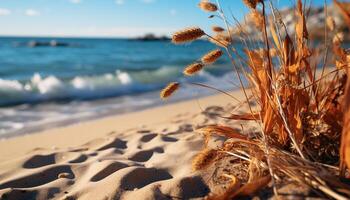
[0,0,331,37]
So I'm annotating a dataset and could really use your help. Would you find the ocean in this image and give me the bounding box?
[0,37,238,137]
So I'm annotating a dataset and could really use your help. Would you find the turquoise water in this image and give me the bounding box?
[0,37,234,105]
[0,37,237,136]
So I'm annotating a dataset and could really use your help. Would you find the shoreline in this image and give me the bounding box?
[0,89,244,163]
[0,88,221,139]
[0,70,237,139]
[0,89,248,200]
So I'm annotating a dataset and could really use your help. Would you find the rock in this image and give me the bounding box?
[130,33,170,42]
[58,172,72,179]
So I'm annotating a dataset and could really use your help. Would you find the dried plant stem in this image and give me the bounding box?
[315,185,349,200]
[268,2,284,67]
[205,34,253,110]
[260,1,306,159]
[217,1,279,198]
[273,89,306,159]
[189,82,242,103]
[261,1,274,86]
[302,68,347,90]
[314,0,330,113]
[207,3,255,118]
[223,150,251,161]
[258,113,280,199]
[225,48,255,115]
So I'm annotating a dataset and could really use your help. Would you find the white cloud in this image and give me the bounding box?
[69,0,82,4]
[115,0,124,5]
[25,9,40,16]
[0,8,11,16]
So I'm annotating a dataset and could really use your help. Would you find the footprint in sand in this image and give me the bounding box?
[139,133,158,143]
[118,167,172,191]
[90,161,129,182]
[0,165,74,189]
[23,152,88,169]
[97,138,127,151]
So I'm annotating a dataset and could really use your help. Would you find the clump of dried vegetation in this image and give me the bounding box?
[161,0,350,199]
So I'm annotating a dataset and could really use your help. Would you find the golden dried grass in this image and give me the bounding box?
[209,33,231,47]
[242,0,258,9]
[160,82,179,99]
[172,27,205,44]
[201,49,223,64]
[326,16,336,31]
[161,0,350,198]
[198,1,218,12]
[192,148,218,171]
[183,63,204,76]
[212,26,225,32]
[249,10,264,31]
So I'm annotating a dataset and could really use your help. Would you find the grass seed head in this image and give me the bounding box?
[160,82,180,99]
[326,16,336,31]
[192,148,217,171]
[250,10,264,31]
[212,26,225,32]
[242,0,258,9]
[201,49,224,64]
[172,27,205,44]
[198,1,218,12]
[184,63,205,76]
[333,32,344,45]
[209,33,231,47]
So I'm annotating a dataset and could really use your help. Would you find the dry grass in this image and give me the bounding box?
[183,63,205,76]
[212,26,225,33]
[171,27,205,44]
[198,0,218,12]
[201,49,223,64]
[192,148,218,171]
[160,82,179,99]
[161,0,350,199]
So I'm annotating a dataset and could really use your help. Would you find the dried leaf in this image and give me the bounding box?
[206,176,241,200]
[263,103,275,135]
[340,58,350,176]
[269,21,281,52]
[245,49,263,70]
[197,125,248,140]
[227,113,260,120]
[282,35,295,67]
[334,0,350,28]
[231,175,271,198]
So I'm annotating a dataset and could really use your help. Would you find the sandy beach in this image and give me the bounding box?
[0,90,250,200]
[0,0,349,198]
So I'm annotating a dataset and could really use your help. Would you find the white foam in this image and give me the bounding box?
[0,69,238,107]
[116,70,132,85]
[104,73,114,80]
[36,76,64,95]
[72,77,91,90]
[0,79,24,92]
[31,73,42,85]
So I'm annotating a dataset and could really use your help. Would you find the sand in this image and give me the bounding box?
[0,90,250,200]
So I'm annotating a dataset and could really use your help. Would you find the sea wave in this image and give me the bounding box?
[0,66,230,106]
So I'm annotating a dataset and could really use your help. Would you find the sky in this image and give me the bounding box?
[0,0,331,38]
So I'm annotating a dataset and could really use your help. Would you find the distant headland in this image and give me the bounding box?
[130,33,170,41]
